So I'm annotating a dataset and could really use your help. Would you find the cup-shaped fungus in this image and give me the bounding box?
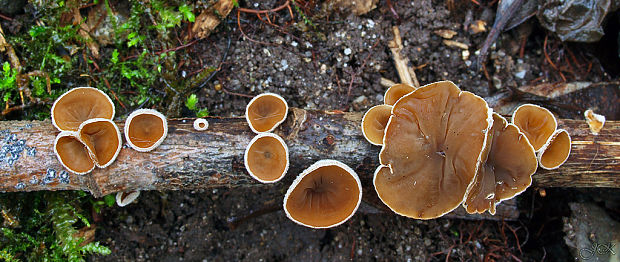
[51,87,115,132]
[538,129,571,170]
[116,191,141,207]
[361,105,393,146]
[374,81,493,219]
[245,93,288,133]
[124,109,168,152]
[193,118,209,131]
[463,113,537,214]
[284,160,362,228]
[384,83,416,105]
[54,131,96,175]
[78,118,122,168]
[511,104,557,151]
[584,109,605,135]
[244,133,289,183]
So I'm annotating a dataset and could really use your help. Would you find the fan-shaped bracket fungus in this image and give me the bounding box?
[245,93,288,133]
[361,104,393,146]
[374,80,493,219]
[244,133,289,183]
[51,87,115,132]
[284,160,362,228]
[193,118,209,131]
[384,83,416,105]
[79,118,122,168]
[512,104,557,152]
[116,191,141,207]
[584,109,605,135]
[54,131,96,175]
[463,113,538,215]
[124,109,168,152]
[538,129,571,170]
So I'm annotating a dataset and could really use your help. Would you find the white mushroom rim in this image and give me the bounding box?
[51,86,115,132]
[283,159,362,228]
[116,191,141,207]
[243,132,289,183]
[53,131,95,175]
[245,92,289,134]
[78,118,122,168]
[193,118,209,131]
[124,108,168,152]
[537,129,572,170]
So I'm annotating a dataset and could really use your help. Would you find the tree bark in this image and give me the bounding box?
[0,108,617,219]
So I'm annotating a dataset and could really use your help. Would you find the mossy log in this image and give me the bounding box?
[0,108,617,220]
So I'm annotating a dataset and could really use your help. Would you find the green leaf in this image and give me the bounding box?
[185,94,198,110]
[103,194,115,207]
[196,108,209,117]
[2,61,9,73]
[111,49,119,64]
[179,4,195,22]
[28,26,47,38]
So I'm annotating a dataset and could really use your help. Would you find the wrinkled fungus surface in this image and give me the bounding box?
[52,87,115,132]
[79,118,121,168]
[512,104,557,151]
[375,81,492,219]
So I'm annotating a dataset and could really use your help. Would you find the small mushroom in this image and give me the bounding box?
[538,129,571,170]
[245,93,288,133]
[375,81,493,219]
[361,104,393,146]
[284,160,362,228]
[124,109,168,152]
[116,191,140,207]
[51,87,115,132]
[193,118,209,131]
[244,133,289,183]
[54,131,96,175]
[463,113,538,215]
[78,118,122,168]
[584,109,605,135]
[384,83,416,105]
[511,104,557,151]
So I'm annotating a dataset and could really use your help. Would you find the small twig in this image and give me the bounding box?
[388,26,420,87]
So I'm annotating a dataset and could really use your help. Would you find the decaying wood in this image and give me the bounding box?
[191,0,234,39]
[0,109,618,220]
[388,26,420,88]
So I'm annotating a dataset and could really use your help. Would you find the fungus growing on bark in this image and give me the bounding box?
[244,133,289,183]
[584,109,605,135]
[374,81,493,219]
[463,113,537,214]
[54,132,96,175]
[78,118,122,168]
[538,129,571,170]
[511,104,557,151]
[384,83,416,105]
[193,118,209,131]
[284,160,362,228]
[51,87,115,132]
[124,109,168,152]
[245,93,288,133]
[116,191,141,207]
[361,104,393,146]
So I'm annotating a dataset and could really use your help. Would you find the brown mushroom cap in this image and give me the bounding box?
[51,87,115,132]
[54,131,96,175]
[244,133,289,183]
[245,93,288,133]
[374,81,493,219]
[78,118,122,168]
[463,113,538,214]
[384,83,416,105]
[124,109,168,152]
[511,104,557,151]
[284,160,362,228]
[361,104,393,146]
[538,129,571,170]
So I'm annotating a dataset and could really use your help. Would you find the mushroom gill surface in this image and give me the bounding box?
[512,104,557,151]
[54,132,96,174]
[51,87,115,132]
[125,109,167,151]
[375,81,492,219]
[284,160,361,228]
[79,118,121,168]
[245,93,288,133]
[361,104,392,146]
[464,113,537,214]
[244,133,289,183]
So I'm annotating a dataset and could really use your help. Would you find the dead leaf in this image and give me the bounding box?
[517,82,593,99]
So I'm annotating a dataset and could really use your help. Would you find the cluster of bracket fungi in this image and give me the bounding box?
[243,93,362,228]
[362,81,572,219]
[51,87,168,206]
